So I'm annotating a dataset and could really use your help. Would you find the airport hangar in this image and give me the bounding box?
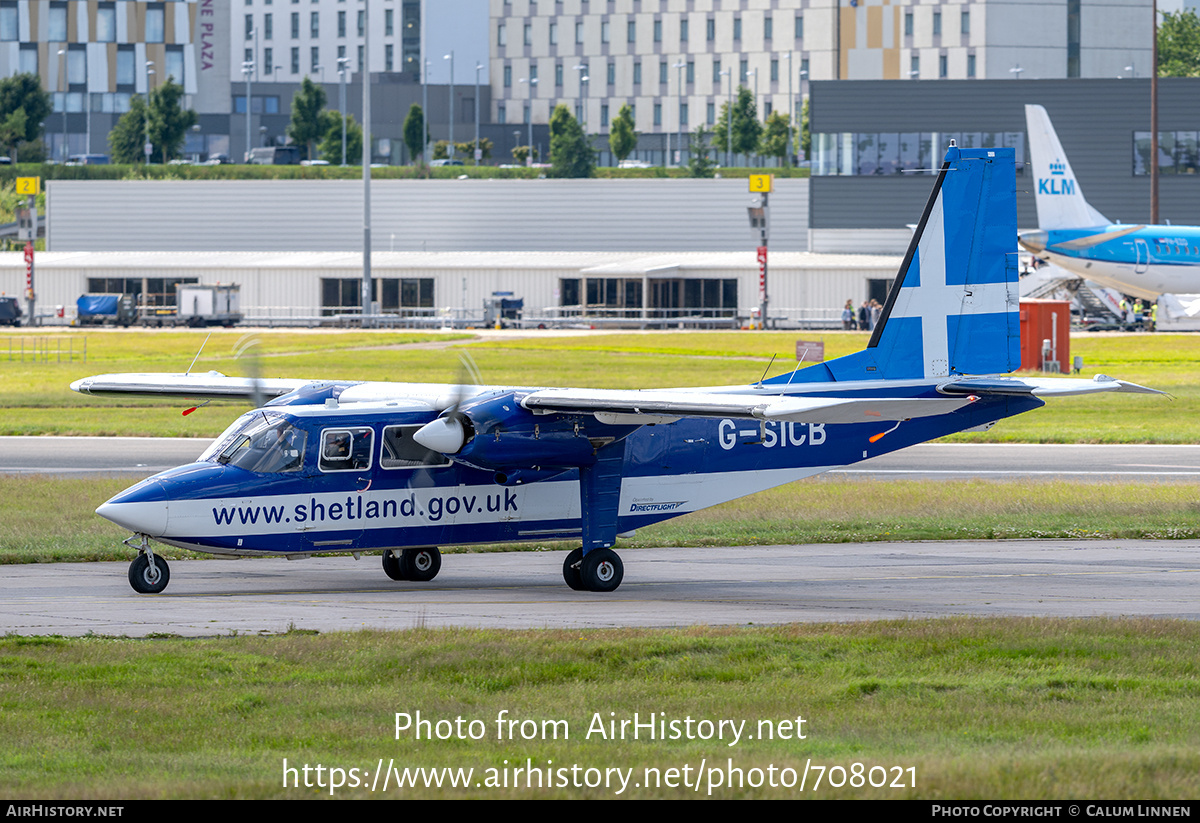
[10,77,1194,325]
[12,175,902,327]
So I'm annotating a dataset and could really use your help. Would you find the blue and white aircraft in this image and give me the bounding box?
[73,145,1158,595]
[1018,104,1200,300]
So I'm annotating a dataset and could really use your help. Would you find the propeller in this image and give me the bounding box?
[409,351,483,484]
[232,333,265,410]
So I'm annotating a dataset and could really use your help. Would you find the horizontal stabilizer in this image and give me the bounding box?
[522,388,978,423]
[941,375,1165,397]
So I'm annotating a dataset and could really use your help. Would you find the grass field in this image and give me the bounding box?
[2,328,1198,800]
[0,328,1193,440]
[1,619,1197,799]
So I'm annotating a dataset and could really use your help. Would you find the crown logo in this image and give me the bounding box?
[1049,159,1066,175]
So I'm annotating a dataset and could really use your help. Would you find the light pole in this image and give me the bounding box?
[785,52,793,167]
[474,62,482,163]
[520,76,537,166]
[444,51,454,158]
[57,49,66,162]
[337,56,350,165]
[242,60,253,162]
[720,69,732,167]
[145,62,156,163]
[673,60,686,166]
[422,57,430,162]
[573,64,588,132]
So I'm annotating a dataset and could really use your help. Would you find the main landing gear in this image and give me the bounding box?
[382,548,442,582]
[126,534,170,594]
[563,547,624,593]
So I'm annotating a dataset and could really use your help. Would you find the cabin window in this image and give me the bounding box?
[320,427,373,471]
[381,425,451,469]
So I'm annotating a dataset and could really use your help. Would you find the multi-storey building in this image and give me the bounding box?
[3,0,230,159]
[489,0,1152,136]
[233,0,422,85]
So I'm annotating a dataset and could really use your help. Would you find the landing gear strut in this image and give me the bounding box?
[563,547,623,592]
[125,534,170,594]
[382,547,442,582]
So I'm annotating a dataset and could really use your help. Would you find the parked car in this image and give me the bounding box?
[67,154,110,165]
[248,146,301,165]
[0,296,21,326]
[430,158,465,167]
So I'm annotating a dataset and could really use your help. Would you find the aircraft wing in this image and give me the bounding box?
[941,376,1165,397]
[521,388,978,423]
[70,371,314,400]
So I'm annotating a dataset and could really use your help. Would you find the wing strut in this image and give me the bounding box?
[579,438,627,553]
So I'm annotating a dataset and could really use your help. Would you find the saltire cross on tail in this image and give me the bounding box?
[72,145,1162,595]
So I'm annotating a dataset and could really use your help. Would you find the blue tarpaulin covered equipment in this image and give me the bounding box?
[77,294,120,317]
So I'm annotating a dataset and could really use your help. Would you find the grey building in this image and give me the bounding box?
[807,77,1199,252]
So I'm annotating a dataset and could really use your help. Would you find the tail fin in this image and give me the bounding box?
[779,145,1020,385]
[1025,103,1109,229]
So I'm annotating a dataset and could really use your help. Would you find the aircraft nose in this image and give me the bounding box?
[1018,230,1048,253]
[95,480,169,537]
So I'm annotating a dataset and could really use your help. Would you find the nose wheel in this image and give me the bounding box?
[563,547,623,592]
[128,549,170,594]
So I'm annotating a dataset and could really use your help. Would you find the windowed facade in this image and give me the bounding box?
[321,278,434,316]
[559,277,737,319]
[813,131,1026,177]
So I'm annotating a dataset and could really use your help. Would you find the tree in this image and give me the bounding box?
[712,86,762,161]
[511,145,538,164]
[687,125,718,178]
[403,104,426,163]
[108,95,148,163]
[0,73,50,154]
[0,109,27,161]
[319,112,363,163]
[456,139,491,163]
[548,104,594,178]
[1159,10,1200,77]
[145,76,197,163]
[608,104,637,165]
[760,111,792,164]
[287,77,327,161]
[800,98,811,161]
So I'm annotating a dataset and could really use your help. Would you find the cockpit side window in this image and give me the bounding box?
[205,413,307,474]
[320,427,373,472]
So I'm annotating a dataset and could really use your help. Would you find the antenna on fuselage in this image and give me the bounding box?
[185,333,211,376]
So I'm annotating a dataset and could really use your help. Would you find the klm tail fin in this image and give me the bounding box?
[780,145,1020,385]
[1025,103,1110,229]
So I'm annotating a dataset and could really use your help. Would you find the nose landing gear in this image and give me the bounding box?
[125,534,170,594]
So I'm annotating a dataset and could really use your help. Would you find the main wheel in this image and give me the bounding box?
[382,550,406,581]
[562,548,585,591]
[128,554,170,594]
[401,547,441,582]
[579,548,623,593]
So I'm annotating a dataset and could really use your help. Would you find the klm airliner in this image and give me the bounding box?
[1018,104,1200,301]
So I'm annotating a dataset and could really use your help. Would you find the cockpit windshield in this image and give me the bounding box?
[200,411,307,473]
